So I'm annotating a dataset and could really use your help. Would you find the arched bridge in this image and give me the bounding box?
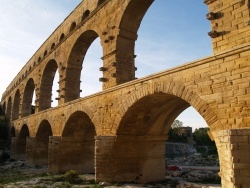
[1,0,250,187]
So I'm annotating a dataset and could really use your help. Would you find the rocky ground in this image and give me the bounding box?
[0,155,221,188]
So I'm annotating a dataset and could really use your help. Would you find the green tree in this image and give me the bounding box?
[193,127,214,146]
[171,119,183,129]
[0,105,9,147]
[168,120,187,143]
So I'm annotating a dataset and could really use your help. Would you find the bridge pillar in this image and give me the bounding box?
[10,137,18,160]
[95,135,166,183]
[26,137,35,163]
[48,136,94,174]
[25,137,50,165]
[213,129,250,187]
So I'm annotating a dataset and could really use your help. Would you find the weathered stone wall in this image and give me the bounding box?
[6,44,250,185]
[213,129,250,187]
[205,0,250,53]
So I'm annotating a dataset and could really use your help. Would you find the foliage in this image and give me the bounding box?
[0,168,46,184]
[52,170,83,184]
[193,127,215,146]
[171,120,183,129]
[0,106,9,144]
[168,120,188,143]
[193,127,217,155]
[168,127,188,143]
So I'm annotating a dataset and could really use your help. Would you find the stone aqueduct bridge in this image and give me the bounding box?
[1,0,250,187]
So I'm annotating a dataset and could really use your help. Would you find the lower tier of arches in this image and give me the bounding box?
[9,128,250,188]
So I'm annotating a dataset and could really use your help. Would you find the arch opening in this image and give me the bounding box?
[59,33,65,42]
[97,0,105,6]
[59,111,96,174]
[39,59,59,111]
[113,93,216,183]
[12,90,21,120]
[21,78,35,117]
[51,43,55,50]
[17,124,29,159]
[82,10,90,21]
[10,127,15,138]
[69,22,77,32]
[34,120,53,165]
[65,30,102,102]
[6,97,12,119]
[133,0,212,77]
[2,102,6,115]
[80,37,102,97]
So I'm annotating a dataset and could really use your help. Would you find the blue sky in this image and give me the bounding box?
[0,0,212,130]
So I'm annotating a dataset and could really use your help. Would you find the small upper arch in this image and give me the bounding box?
[6,97,12,119]
[51,43,56,50]
[21,78,36,117]
[69,22,77,32]
[82,10,90,21]
[59,33,65,42]
[97,0,106,6]
[12,89,21,120]
[38,59,58,111]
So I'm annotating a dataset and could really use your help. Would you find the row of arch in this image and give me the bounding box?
[2,0,141,119]
[9,87,220,182]
[3,30,102,120]
[3,0,107,98]
[12,111,96,169]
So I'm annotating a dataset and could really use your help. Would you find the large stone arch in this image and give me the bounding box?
[6,97,12,119]
[49,111,96,173]
[12,90,21,120]
[17,124,30,159]
[21,78,36,117]
[64,30,102,102]
[39,59,59,111]
[32,120,53,165]
[106,81,223,183]
[115,81,222,133]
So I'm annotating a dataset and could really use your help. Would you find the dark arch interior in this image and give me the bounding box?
[17,124,29,159]
[97,0,105,6]
[34,120,53,165]
[39,60,58,111]
[60,33,65,41]
[21,78,35,117]
[65,30,99,102]
[12,90,20,120]
[82,10,90,21]
[60,111,96,173]
[2,102,6,115]
[69,22,77,32]
[6,97,12,119]
[51,43,55,50]
[10,127,15,137]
